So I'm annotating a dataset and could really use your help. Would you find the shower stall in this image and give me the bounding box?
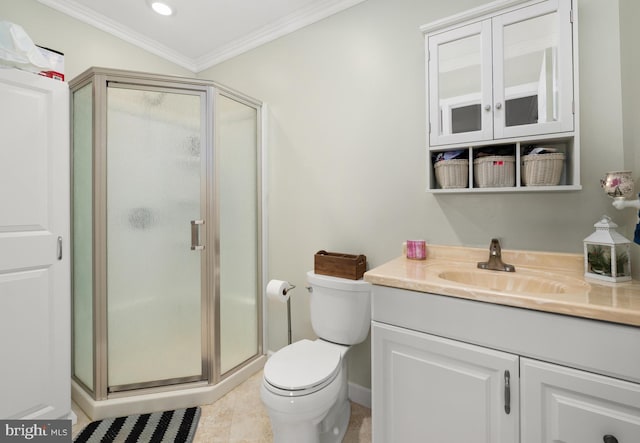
[70,68,265,419]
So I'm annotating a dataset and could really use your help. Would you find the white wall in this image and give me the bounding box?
[198,0,636,388]
[3,0,636,390]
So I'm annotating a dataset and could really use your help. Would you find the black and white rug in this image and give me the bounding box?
[74,407,201,443]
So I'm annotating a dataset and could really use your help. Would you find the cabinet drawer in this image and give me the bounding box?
[521,358,640,443]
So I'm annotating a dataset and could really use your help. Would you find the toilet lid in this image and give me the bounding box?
[264,340,341,391]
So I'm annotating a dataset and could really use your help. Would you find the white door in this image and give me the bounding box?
[372,322,519,443]
[0,69,70,419]
[521,358,640,443]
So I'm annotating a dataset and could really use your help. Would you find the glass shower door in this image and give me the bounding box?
[218,94,260,374]
[106,85,205,391]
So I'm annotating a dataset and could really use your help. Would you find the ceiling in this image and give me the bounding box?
[37,0,366,73]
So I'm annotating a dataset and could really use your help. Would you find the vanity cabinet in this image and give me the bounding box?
[371,285,640,443]
[422,0,580,192]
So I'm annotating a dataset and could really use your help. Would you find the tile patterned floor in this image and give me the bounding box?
[72,370,372,442]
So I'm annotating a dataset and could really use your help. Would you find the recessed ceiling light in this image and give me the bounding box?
[147,0,174,16]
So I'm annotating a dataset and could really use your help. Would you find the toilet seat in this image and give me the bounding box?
[264,339,342,396]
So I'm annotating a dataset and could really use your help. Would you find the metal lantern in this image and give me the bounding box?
[584,215,631,283]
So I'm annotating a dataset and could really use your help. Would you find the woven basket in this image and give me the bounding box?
[434,159,469,189]
[521,152,565,186]
[473,155,515,188]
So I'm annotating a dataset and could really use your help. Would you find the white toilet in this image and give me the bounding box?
[261,271,372,443]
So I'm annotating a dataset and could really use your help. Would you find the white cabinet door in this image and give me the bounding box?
[372,322,519,443]
[0,69,70,419]
[428,19,493,146]
[521,358,640,443]
[492,0,574,139]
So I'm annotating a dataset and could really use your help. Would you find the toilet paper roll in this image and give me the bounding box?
[266,279,290,303]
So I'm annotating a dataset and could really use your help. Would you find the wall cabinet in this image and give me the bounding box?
[371,285,640,443]
[422,0,580,192]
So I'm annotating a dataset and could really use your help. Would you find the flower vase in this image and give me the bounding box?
[600,171,634,199]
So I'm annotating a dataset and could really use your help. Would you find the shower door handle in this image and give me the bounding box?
[190,220,205,250]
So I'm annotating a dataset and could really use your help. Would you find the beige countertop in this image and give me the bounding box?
[364,244,640,327]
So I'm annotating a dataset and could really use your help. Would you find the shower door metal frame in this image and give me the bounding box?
[69,68,265,401]
[103,81,209,394]
[97,73,213,399]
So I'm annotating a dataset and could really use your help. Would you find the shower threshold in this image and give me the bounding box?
[72,355,265,421]
[108,374,205,394]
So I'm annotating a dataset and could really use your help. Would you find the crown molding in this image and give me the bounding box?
[38,0,367,73]
[194,0,367,72]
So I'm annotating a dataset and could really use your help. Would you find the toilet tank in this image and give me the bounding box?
[306,271,372,345]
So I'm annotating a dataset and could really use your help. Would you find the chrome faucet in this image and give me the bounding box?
[477,238,515,272]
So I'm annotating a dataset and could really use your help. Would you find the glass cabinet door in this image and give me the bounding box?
[428,20,493,146]
[492,0,574,139]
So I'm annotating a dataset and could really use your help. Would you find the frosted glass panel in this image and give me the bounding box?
[218,95,259,374]
[72,83,94,390]
[106,86,203,387]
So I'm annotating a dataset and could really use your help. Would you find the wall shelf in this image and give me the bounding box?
[427,136,580,192]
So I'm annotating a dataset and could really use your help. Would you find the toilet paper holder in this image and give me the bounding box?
[285,285,295,345]
[267,280,297,345]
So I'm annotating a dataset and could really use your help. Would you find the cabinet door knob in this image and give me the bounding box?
[484,104,491,111]
[603,436,618,443]
[495,102,502,110]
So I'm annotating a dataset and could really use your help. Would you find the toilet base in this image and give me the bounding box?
[319,398,350,443]
[269,398,350,443]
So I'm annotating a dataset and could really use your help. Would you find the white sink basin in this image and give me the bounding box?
[437,270,590,294]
